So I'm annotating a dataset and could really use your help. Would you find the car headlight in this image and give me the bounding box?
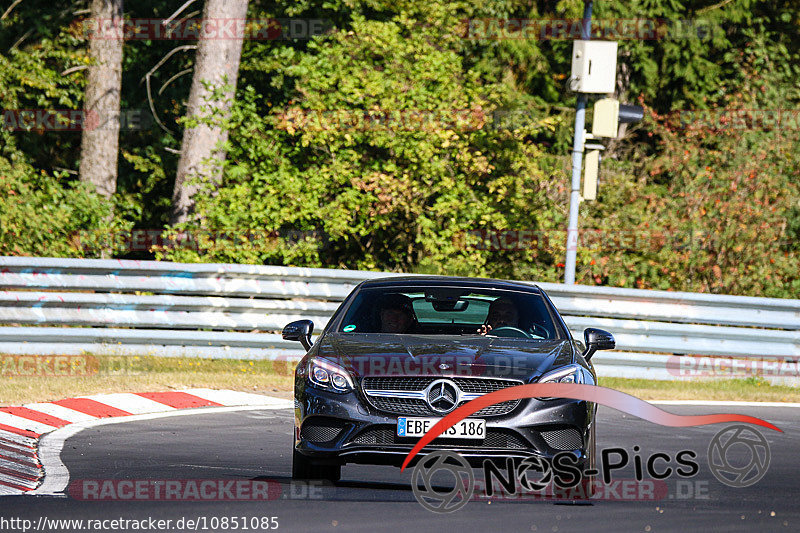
[308,358,354,393]
[539,364,583,384]
[535,364,583,399]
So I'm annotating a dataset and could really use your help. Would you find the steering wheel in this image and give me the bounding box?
[488,326,531,339]
[528,323,550,339]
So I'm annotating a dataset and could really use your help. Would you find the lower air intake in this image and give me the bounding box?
[301,418,346,443]
[541,428,583,451]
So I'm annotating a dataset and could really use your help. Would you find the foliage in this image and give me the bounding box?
[0,2,130,257]
[580,36,800,297]
[0,156,129,257]
[2,0,798,297]
[160,15,565,280]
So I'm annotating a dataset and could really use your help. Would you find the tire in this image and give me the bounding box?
[292,448,341,483]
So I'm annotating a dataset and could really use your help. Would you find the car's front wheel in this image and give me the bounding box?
[292,448,341,483]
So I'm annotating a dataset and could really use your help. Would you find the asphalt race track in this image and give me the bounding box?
[1,404,798,532]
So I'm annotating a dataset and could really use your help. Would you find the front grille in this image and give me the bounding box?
[369,397,432,416]
[466,400,521,416]
[362,377,436,391]
[362,377,521,394]
[300,418,346,443]
[541,428,583,451]
[362,376,523,417]
[452,378,521,394]
[350,427,527,449]
[366,395,521,418]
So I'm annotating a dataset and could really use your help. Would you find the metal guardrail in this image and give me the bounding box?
[1,256,798,381]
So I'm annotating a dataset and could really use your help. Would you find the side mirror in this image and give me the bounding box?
[282,320,314,351]
[582,328,615,361]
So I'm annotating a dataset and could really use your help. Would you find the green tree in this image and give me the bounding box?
[160,14,563,280]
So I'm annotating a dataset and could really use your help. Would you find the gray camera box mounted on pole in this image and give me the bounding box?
[570,40,618,93]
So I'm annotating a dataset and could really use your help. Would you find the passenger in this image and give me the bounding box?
[378,294,415,333]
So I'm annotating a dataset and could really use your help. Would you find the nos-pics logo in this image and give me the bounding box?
[411,424,771,513]
[707,424,770,488]
[411,451,474,513]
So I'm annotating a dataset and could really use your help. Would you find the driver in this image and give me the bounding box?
[478,297,520,336]
[378,293,415,333]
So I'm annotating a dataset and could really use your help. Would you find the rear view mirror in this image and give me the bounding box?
[582,328,615,361]
[283,319,314,351]
[431,300,469,312]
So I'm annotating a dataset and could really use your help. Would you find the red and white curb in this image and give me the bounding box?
[0,389,292,496]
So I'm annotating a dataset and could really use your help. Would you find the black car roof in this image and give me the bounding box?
[359,275,542,293]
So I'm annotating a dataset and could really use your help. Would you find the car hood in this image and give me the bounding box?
[313,333,574,381]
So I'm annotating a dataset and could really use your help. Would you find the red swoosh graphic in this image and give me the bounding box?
[400,383,781,471]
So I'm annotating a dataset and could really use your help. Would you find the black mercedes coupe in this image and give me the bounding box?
[282,276,615,482]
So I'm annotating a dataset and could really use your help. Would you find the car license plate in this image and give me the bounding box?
[397,417,485,439]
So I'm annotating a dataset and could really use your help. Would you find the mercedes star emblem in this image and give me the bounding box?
[426,379,459,413]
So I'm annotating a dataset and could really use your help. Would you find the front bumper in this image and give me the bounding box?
[294,382,594,467]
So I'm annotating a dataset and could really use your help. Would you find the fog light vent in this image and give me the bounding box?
[541,428,583,450]
[301,418,346,443]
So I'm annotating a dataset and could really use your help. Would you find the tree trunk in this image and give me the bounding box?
[79,0,123,199]
[171,0,249,225]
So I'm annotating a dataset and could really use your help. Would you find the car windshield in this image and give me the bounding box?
[337,285,561,339]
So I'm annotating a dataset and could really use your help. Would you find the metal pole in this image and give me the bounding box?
[564,0,593,285]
